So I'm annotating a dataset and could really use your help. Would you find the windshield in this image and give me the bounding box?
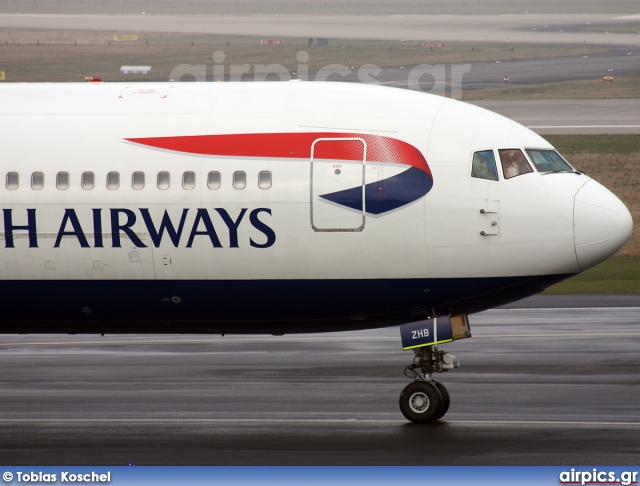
[526,149,574,173]
[498,148,533,179]
[471,150,499,181]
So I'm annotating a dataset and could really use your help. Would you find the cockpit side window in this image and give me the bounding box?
[499,149,533,179]
[471,150,499,181]
[526,149,573,173]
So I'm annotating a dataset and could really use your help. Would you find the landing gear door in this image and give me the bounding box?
[310,138,366,232]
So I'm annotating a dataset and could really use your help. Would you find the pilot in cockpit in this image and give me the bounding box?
[500,149,532,179]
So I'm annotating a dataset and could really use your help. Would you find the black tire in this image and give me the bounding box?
[399,381,443,423]
[432,380,450,420]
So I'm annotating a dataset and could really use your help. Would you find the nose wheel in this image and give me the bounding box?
[400,346,458,423]
[399,380,448,422]
[431,380,450,420]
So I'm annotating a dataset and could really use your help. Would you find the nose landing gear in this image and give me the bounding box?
[398,315,469,423]
[399,345,460,423]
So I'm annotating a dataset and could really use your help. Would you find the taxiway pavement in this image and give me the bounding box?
[0,296,638,465]
[470,99,640,134]
[0,13,639,46]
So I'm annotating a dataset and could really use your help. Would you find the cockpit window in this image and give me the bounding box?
[526,149,573,173]
[471,150,499,181]
[499,149,533,179]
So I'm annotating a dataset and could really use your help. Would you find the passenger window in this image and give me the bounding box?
[6,172,18,190]
[471,151,498,181]
[258,171,272,189]
[107,172,120,190]
[31,172,44,190]
[499,149,533,179]
[82,172,95,190]
[207,171,221,190]
[56,172,69,190]
[132,171,145,190]
[182,171,196,190]
[233,171,246,190]
[525,149,573,173]
[157,171,170,190]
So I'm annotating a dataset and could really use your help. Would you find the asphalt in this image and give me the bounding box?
[0,13,638,46]
[469,99,640,135]
[315,46,640,91]
[0,295,638,465]
[223,46,640,134]
[459,46,640,90]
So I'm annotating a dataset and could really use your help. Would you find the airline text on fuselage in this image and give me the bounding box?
[1,208,276,249]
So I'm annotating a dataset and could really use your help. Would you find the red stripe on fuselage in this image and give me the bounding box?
[125,133,431,176]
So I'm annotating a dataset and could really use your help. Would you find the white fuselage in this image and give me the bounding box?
[0,82,632,333]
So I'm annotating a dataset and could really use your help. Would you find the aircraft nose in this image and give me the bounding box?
[574,180,633,271]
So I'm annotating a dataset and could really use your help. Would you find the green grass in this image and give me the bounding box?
[543,258,640,294]
[0,29,612,83]
[583,23,640,34]
[463,75,640,100]
[544,135,640,155]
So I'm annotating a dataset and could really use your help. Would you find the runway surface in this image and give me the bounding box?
[0,13,639,46]
[330,46,640,93]
[304,45,640,135]
[0,295,638,465]
[470,99,640,134]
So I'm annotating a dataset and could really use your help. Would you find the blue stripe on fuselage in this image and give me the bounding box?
[0,274,572,334]
[319,167,433,215]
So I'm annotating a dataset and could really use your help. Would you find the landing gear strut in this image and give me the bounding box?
[399,346,459,423]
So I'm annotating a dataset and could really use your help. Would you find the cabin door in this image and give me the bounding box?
[310,138,366,232]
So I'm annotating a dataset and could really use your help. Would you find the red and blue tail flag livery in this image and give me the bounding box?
[126,132,434,215]
[0,81,632,422]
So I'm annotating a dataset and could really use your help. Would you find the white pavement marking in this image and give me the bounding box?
[0,418,638,426]
[2,332,640,346]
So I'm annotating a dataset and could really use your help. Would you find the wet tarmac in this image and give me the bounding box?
[0,296,638,465]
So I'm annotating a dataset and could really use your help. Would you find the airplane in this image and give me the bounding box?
[0,81,632,422]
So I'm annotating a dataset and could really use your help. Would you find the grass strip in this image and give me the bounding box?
[463,75,640,100]
[543,258,640,294]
